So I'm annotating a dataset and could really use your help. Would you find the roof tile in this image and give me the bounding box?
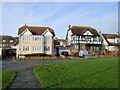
[18,25,55,36]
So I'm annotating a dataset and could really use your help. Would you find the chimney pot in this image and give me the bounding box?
[68,25,72,29]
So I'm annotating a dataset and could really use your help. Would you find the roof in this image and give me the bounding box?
[70,26,100,36]
[102,34,120,39]
[0,35,14,44]
[18,25,55,36]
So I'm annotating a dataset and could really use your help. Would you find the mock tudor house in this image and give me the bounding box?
[100,33,120,51]
[17,24,55,58]
[66,25,102,54]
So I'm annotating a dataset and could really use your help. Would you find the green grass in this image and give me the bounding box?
[0,71,2,90]
[33,57,118,88]
[2,71,16,90]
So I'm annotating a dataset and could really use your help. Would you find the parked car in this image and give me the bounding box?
[61,51,69,56]
[9,50,16,56]
[79,50,94,58]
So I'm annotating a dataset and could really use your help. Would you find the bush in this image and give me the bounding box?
[25,53,47,57]
[72,52,79,57]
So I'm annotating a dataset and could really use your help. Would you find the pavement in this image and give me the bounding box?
[2,58,74,89]
[8,69,41,89]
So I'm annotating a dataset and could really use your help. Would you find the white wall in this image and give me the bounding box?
[83,30,93,36]
[21,28,32,35]
[107,39,115,43]
[67,30,72,45]
[108,46,118,51]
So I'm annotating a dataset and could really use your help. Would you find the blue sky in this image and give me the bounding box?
[2,2,118,38]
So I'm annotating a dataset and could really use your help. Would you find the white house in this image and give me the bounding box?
[100,33,120,51]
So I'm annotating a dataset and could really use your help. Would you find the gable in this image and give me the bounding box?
[42,29,53,36]
[70,26,99,36]
[20,28,32,36]
[83,30,93,35]
[18,25,55,36]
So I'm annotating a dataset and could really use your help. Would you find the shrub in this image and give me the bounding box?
[72,52,79,57]
[25,53,47,57]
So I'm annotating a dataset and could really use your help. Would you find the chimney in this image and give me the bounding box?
[68,25,72,29]
[99,31,101,34]
[25,23,27,26]
[117,31,120,35]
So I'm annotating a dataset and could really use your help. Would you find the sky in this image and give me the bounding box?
[1,1,118,38]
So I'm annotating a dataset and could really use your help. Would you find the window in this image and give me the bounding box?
[45,46,50,51]
[9,40,13,42]
[73,44,78,49]
[32,46,41,51]
[3,40,6,42]
[93,36,97,41]
[72,36,75,40]
[81,36,85,41]
[22,36,30,42]
[33,36,41,41]
[0,44,2,47]
[23,46,29,51]
[44,36,51,42]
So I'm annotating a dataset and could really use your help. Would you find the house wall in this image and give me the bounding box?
[83,30,93,35]
[108,46,118,51]
[44,30,54,55]
[18,35,44,55]
[107,39,115,43]
[17,29,54,57]
[67,30,72,45]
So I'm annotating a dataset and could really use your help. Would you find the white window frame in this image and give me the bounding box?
[44,46,50,51]
[23,46,29,51]
[44,36,51,42]
[22,36,30,42]
[32,46,41,51]
[33,36,41,41]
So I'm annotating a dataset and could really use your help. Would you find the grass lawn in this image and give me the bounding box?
[33,57,118,88]
[2,71,16,90]
[0,71,2,90]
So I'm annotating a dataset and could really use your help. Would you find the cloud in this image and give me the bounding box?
[2,2,118,38]
[89,12,118,34]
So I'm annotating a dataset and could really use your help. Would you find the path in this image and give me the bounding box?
[8,69,41,89]
[2,59,82,89]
